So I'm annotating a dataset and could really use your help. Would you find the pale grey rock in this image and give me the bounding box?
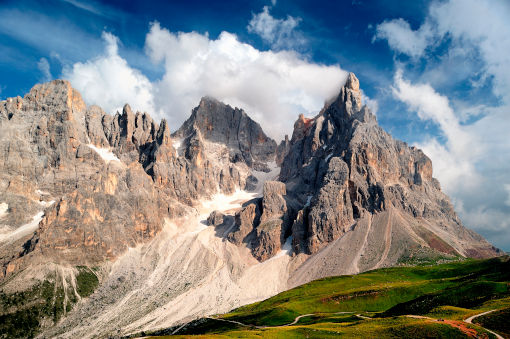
[173,97,277,169]
[278,72,500,260]
[227,203,260,245]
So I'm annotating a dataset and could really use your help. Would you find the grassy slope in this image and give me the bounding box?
[147,256,509,338]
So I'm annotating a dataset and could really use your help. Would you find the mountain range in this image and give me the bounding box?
[0,73,501,338]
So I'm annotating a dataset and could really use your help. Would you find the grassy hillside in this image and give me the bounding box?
[144,256,510,338]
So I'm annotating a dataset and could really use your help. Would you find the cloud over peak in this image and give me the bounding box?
[63,22,348,141]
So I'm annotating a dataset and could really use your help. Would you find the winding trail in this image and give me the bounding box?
[464,310,503,339]
[405,310,504,339]
[177,308,505,338]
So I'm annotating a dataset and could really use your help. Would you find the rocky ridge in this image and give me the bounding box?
[214,73,500,273]
[0,80,276,279]
[0,75,502,338]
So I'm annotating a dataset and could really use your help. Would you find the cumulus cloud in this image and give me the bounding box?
[375,0,510,250]
[247,6,305,50]
[62,32,156,117]
[62,23,347,140]
[374,18,433,58]
[392,70,480,191]
[37,57,52,82]
[145,22,346,139]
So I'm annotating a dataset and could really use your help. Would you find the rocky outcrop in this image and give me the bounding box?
[278,73,500,263]
[173,97,277,170]
[219,181,298,261]
[0,80,273,278]
[0,81,187,276]
[227,203,260,245]
[275,135,290,166]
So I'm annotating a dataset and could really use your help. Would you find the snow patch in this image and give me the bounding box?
[198,189,258,218]
[0,211,44,243]
[87,144,120,163]
[325,153,333,162]
[36,189,50,196]
[0,203,8,219]
[39,200,55,208]
[251,161,280,194]
[172,138,184,157]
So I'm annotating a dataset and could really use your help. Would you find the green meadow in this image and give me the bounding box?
[145,256,510,338]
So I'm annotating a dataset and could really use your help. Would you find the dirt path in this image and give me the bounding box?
[464,310,503,339]
[201,311,356,331]
[173,309,504,338]
[406,311,504,339]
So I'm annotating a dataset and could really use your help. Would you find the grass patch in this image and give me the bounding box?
[474,307,510,338]
[76,266,99,297]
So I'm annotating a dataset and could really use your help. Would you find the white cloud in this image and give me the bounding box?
[145,22,346,139]
[62,24,347,141]
[247,6,305,50]
[37,57,52,82]
[392,70,480,191]
[62,32,156,116]
[374,18,433,58]
[376,0,510,250]
[429,0,510,103]
[361,90,378,115]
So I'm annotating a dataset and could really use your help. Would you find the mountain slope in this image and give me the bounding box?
[149,256,510,338]
[0,75,501,338]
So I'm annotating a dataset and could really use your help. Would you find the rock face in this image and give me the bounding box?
[173,97,277,171]
[277,73,500,284]
[0,81,185,275]
[0,81,272,279]
[0,76,502,338]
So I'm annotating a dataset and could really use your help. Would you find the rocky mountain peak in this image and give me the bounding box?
[174,96,277,170]
[345,72,360,91]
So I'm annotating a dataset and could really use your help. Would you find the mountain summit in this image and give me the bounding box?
[0,75,500,337]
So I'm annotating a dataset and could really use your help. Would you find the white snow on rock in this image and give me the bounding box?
[304,195,313,208]
[172,138,184,157]
[251,161,280,194]
[87,144,120,163]
[39,200,55,208]
[0,203,8,219]
[36,189,50,196]
[0,211,43,243]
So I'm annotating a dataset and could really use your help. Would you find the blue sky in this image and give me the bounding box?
[1,0,509,251]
